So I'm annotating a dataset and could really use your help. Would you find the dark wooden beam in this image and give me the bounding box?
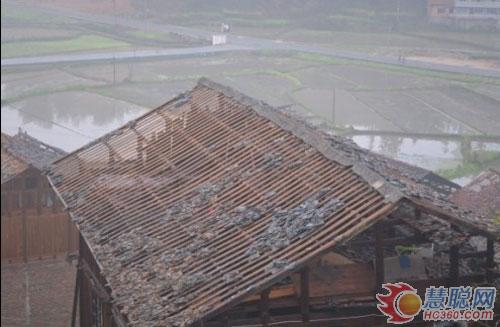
[300,267,310,323]
[375,224,385,289]
[349,235,427,247]
[260,288,270,326]
[111,305,128,327]
[404,208,426,238]
[71,267,81,327]
[199,203,399,324]
[36,188,42,216]
[414,208,422,220]
[22,205,27,263]
[79,259,110,302]
[459,250,487,259]
[486,238,495,283]
[448,245,459,287]
[409,199,498,241]
[66,213,72,257]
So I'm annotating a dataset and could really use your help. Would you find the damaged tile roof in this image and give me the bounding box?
[47,78,499,326]
[1,133,28,184]
[323,135,496,237]
[451,169,500,228]
[1,130,66,183]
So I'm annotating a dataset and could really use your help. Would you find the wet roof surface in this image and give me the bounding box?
[451,169,500,228]
[1,131,65,183]
[48,78,498,326]
[1,133,28,183]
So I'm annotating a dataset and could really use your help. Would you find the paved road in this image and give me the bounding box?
[2,2,500,79]
[1,45,251,66]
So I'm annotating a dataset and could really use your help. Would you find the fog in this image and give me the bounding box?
[1,0,500,326]
[1,0,499,179]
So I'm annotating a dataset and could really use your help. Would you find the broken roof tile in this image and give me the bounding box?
[48,78,497,326]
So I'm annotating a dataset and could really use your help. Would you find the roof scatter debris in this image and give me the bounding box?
[49,173,64,187]
[173,94,191,108]
[265,259,295,274]
[97,229,213,325]
[173,272,209,294]
[261,152,283,170]
[273,136,286,143]
[232,139,253,150]
[161,240,215,266]
[47,79,499,326]
[234,205,264,227]
[62,189,88,209]
[2,131,66,183]
[164,200,194,221]
[162,177,236,222]
[396,203,467,248]
[264,190,278,199]
[247,190,344,259]
[97,228,162,265]
[288,159,304,169]
[222,271,241,285]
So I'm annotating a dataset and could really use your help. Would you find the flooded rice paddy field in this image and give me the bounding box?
[2,52,499,182]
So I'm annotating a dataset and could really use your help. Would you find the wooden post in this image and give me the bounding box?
[460,138,472,163]
[4,191,11,216]
[71,268,81,327]
[331,88,336,126]
[414,208,421,220]
[486,238,494,283]
[449,245,459,286]
[375,224,385,289]
[300,267,310,323]
[260,289,270,326]
[36,189,42,216]
[22,200,28,263]
[136,138,144,165]
[52,192,58,213]
[102,302,113,327]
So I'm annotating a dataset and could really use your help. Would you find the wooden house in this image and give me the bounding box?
[48,79,499,326]
[1,131,78,262]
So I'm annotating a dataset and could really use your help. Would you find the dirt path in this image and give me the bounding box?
[407,56,500,72]
[1,259,76,327]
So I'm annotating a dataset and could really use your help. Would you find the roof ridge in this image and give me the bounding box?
[50,88,194,166]
[13,131,67,156]
[1,136,30,167]
[197,78,404,203]
[47,78,498,325]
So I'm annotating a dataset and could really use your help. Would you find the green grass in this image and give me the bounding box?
[1,82,146,108]
[262,70,302,88]
[156,74,204,82]
[494,213,500,226]
[437,151,500,179]
[1,5,70,24]
[474,150,500,163]
[295,53,351,66]
[227,17,289,27]
[1,84,94,104]
[294,52,500,85]
[224,69,302,88]
[127,30,176,42]
[1,73,199,106]
[437,162,487,180]
[164,10,288,28]
[327,14,379,26]
[1,35,130,58]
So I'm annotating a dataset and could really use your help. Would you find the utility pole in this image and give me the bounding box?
[113,0,117,85]
[396,0,401,29]
[332,88,336,126]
